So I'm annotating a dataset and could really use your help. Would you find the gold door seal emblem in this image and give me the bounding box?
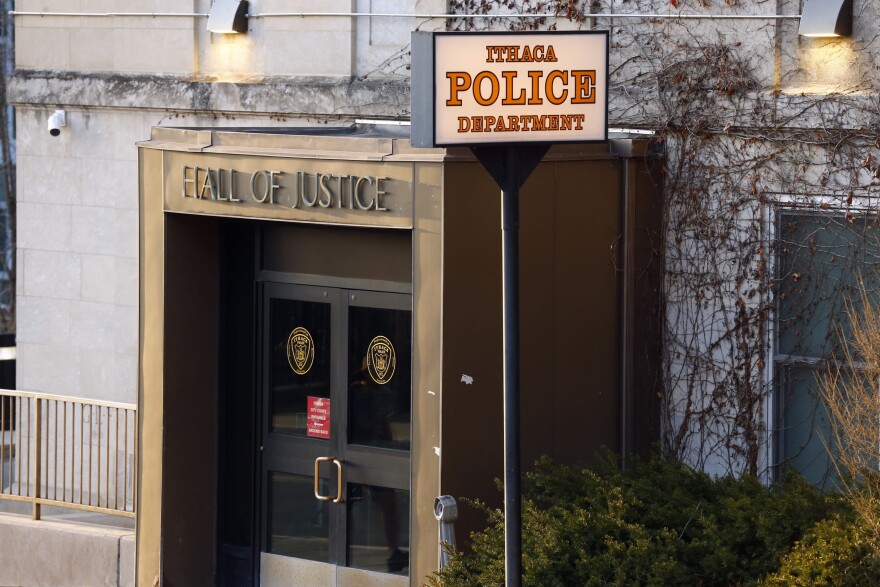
[367,335,396,384]
[287,327,315,375]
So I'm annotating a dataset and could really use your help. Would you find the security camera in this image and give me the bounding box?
[48,110,66,137]
[434,495,458,522]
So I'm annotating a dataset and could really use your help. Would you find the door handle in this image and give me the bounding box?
[314,456,344,504]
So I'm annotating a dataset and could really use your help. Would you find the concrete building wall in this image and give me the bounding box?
[6,0,880,584]
[10,1,443,402]
[14,106,294,402]
[14,0,447,79]
[8,0,879,476]
[15,107,141,402]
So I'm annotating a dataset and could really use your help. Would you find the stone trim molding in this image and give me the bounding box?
[8,70,411,120]
[9,70,875,132]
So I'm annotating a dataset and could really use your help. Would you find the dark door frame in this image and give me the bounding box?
[255,280,413,582]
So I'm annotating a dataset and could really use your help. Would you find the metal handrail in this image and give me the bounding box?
[0,389,137,520]
[0,388,136,411]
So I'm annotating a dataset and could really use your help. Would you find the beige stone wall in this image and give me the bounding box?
[15,0,447,79]
[10,1,445,404]
[15,107,141,402]
[13,105,324,403]
[13,2,879,119]
[9,2,880,582]
[15,0,197,75]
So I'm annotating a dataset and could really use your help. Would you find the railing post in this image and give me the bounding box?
[33,397,41,520]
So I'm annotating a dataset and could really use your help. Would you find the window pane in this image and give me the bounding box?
[779,366,837,489]
[348,306,412,451]
[270,298,332,437]
[775,212,880,487]
[267,472,330,562]
[777,213,880,358]
[347,483,410,575]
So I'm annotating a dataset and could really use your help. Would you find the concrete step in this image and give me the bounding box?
[0,512,134,587]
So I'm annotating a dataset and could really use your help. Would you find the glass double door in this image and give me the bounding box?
[260,282,412,578]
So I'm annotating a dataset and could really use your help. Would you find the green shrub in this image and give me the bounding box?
[429,453,860,587]
[764,515,880,586]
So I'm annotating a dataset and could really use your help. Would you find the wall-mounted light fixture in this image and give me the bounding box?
[207,0,249,34]
[799,0,852,37]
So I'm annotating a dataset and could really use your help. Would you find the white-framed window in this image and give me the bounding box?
[770,204,880,486]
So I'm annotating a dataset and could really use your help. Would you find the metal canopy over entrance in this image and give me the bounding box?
[135,126,662,587]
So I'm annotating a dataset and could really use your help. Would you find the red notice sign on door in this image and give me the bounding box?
[307,396,331,439]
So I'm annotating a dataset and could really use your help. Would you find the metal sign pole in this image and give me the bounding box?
[473,144,549,587]
[501,164,522,587]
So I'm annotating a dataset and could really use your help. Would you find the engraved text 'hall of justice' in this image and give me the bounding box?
[181,166,391,212]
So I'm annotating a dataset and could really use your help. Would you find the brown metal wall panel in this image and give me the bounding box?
[441,151,623,549]
[441,161,506,546]
[632,162,664,456]
[519,162,559,461]
[261,222,412,284]
[217,220,258,584]
[161,214,221,585]
[549,160,620,464]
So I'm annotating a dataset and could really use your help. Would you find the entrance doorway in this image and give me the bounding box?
[259,282,412,582]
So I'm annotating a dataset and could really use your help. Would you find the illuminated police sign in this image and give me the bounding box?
[411,31,608,147]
